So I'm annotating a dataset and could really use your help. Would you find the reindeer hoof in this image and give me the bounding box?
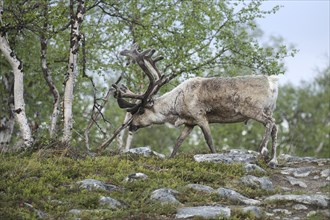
[261,147,269,157]
[267,159,277,169]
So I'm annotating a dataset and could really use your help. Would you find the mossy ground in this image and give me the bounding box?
[0,149,264,219]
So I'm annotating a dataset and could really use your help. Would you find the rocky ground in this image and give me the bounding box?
[1,147,329,219]
[70,148,330,219]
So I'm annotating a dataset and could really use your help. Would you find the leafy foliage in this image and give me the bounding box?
[2,0,326,160]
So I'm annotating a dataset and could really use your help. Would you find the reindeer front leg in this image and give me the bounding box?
[170,125,194,158]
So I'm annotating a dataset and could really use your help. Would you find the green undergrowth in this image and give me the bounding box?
[0,151,258,219]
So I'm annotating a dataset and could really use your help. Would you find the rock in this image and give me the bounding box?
[176,206,231,219]
[241,206,263,219]
[286,176,307,188]
[240,175,274,191]
[278,154,330,165]
[292,204,308,210]
[320,169,330,178]
[273,209,292,215]
[244,164,266,174]
[24,202,48,219]
[126,147,165,159]
[194,149,258,164]
[217,188,260,205]
[150,188,181,204]
[76,179,119,191]
[281,186,291,191]
[186,184,215,193]
[313,175,320,179]
[281,166,314,177]
[69,209,82,215]
[124,172,148,182]
[68,209,110,216]
[307,211,317,217]
[264,194,329,208]
[99,196,125,209]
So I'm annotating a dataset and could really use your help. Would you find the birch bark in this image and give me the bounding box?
[62,0,85,144]
[0,36,33,147]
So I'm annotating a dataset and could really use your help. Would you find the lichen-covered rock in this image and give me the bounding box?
[292,204,308,210]
[69,209,81,215]
[150,188,181,204]
[194,149,258,164]
[272,208,292,215]
[99,196,125,209]
[124,172,148,182]
[320,169,330,178]
[217,188,260,205]
[241,206,263,219]
[281,166,315,177]
[176,206,231,219]
[76,179,119,191]
[126,147,165,158]
[240,175,274,191]
[186,184,215,193]
[264,194,329,208]
[286,176,307,188]
[278,154,330,165]
[244,164,266,174]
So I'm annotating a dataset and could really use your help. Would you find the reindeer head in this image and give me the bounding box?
[112,43,169,131]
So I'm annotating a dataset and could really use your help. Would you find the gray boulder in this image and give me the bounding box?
[99,196,125,209]
[217,187,260,205]
[264,194,329,208]
[76,179,119,191]
[281,166,315,177]
[186,184,215,193]
[240,175,274,191]
[126,147,165,158]
[150,188,181,204]
[286,176,307,188]
[278,154,330,165]
[124,172,148,182]
[244,164,266,174]
[194,149,258,164]
[241,206,263,219]
[176,206,231,219]
[320,169,330,178]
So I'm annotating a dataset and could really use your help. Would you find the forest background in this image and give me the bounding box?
[0,0,329,158]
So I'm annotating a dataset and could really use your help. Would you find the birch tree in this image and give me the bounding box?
[0,0,32,147]
[0,72,14,151]
[62,0,85,144]
[40,1,61,138]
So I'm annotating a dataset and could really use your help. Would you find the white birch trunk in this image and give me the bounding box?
[62,0,85,144]
[118,112,134,151]
[0,36,33,147]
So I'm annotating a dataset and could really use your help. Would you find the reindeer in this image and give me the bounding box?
[108,44,279,168]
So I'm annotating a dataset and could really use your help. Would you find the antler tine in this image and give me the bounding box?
[153,56,164,63]
[116,44,168,114]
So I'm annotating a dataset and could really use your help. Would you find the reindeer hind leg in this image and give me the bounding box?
[268,124,278,168]
[199,121,216,154]
[248,112,274,160]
